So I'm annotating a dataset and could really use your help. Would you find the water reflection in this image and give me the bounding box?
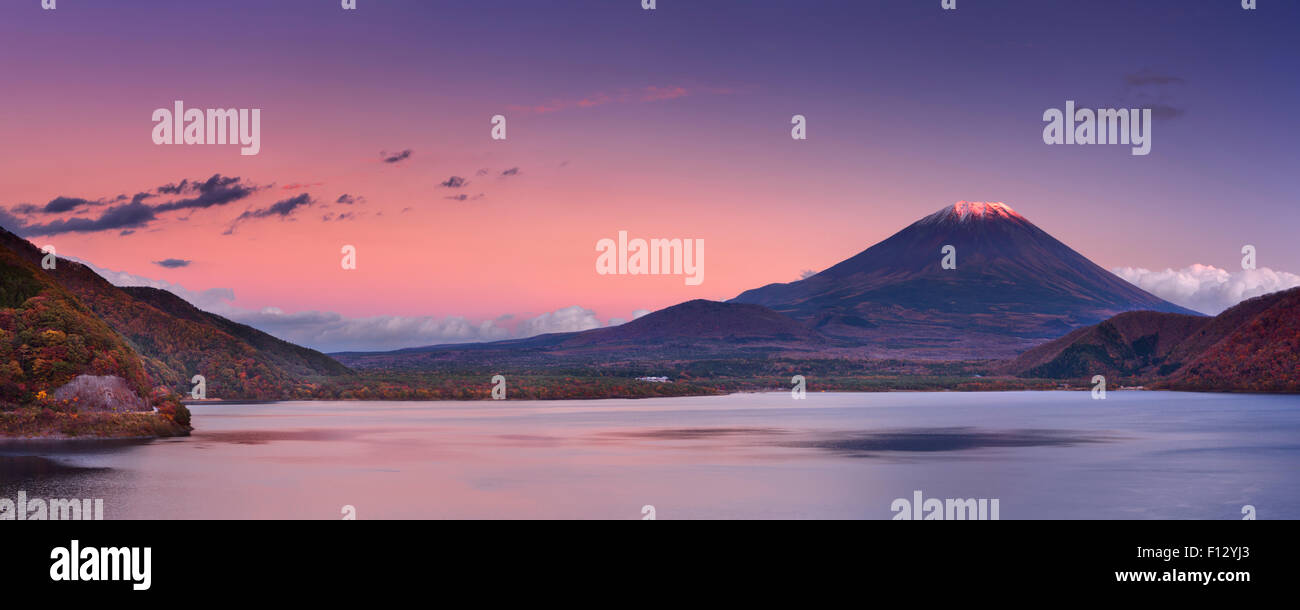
[0,391,1295,519]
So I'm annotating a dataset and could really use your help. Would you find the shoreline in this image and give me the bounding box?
[182,386,1298,405]
[5,388,1293,441]
[0,411,191,441]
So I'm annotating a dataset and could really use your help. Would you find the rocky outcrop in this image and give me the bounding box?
[51,375,151,413]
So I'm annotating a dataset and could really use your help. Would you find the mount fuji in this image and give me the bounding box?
[730,202,1198,358]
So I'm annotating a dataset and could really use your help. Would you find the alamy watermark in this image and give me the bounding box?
[596,231,704,285]
[491,114,507,140]
[152,101,261,155]
[940,244,956,270]
[891,490,1000,520]
[1092,375,1106,399]
[1043,101,1151,156]
[1,491,104,520]
[49,540,151,591]
[41,244,57,270]
[491,375,507,400]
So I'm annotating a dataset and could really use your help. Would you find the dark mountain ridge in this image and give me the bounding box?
[334,299,827,369]
[999,310,1208,379]
[1000,287,1300,392]
[731,202,1197,358]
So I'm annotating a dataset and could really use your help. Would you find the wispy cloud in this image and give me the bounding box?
[152,258,192,268]
[224,193,315,234]
[380,149,413,164]
[1119,68,1188,120]
[439,176,468,188]
[25,196,98,215]
[322,211,357,222]
[19,202,159,236]
[4,174,266,237]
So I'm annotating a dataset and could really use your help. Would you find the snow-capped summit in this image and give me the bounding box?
[921,201,1025,224]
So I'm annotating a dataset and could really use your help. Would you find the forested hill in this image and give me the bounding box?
[0,235,152,407]
[0,227,351,400]
[1000,287,1300,392]
[122,286,350,379]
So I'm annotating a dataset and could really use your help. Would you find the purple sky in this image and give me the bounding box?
[1,0,1296,351]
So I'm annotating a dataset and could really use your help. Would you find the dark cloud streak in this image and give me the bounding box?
[153,258,192,268]
[381,149,413,164]
[440,176,468,188]
[225,193,315,234]
[4,174,265,237]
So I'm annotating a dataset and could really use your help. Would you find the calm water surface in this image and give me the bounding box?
[2,391,1297,519]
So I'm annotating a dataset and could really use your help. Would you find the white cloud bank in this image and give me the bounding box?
[76,259,647,353]
[1112,264,1300,315]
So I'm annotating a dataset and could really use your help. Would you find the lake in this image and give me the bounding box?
[2,391,1298,519]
